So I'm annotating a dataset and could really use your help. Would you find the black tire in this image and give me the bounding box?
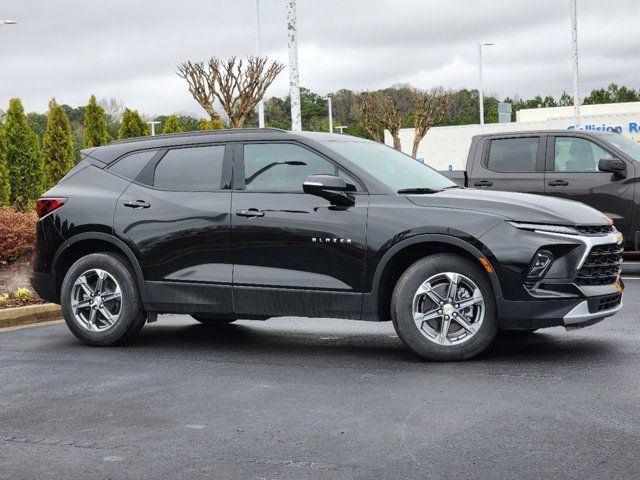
[191,315,237,326]
[391,253,499,361]
[60,253,146,346]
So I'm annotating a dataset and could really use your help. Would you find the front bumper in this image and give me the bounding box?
[497,291,623,330]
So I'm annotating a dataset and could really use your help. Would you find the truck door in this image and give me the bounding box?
[470,135,546,194]
[544,134,634,240]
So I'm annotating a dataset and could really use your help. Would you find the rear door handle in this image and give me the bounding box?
[236,208,265,218]
[548,180,569,187]
[473,180,493,187]
[124,200,150,209]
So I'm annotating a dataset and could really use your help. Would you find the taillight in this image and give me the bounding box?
[36,198,67,218]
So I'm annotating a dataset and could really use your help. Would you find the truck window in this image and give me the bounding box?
[554,137,612,172]
[487,138,539,173]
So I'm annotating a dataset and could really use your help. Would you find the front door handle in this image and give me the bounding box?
[124,200,150,209]
[473,180,493,187]
[548,180,569,187]
[236,208,265,218]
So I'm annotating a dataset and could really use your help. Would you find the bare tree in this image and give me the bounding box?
[355,88,413,150]
[99,97,125,124]
[411,87,451,158]
[177,56,285,128]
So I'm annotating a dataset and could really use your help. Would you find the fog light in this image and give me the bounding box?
[527,250,554,279]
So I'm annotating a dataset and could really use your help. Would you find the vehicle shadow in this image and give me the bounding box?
[115,318,619,367]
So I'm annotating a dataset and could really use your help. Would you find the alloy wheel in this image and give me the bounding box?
[412,272,485,346]
[70,268,122,332]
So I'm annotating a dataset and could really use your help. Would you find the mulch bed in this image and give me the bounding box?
[0,260,46,309]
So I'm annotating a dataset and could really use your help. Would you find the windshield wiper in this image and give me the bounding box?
[397,187,442,194]
[441,185,462,190]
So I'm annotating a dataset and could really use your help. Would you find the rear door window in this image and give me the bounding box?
[154,145,225,191]
[486,137,539,173]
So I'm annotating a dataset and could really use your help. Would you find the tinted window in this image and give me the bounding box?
[109,150,156,180]
[154,145,225,190]
[243,143,337,192]
[487,138,539,173]
[554,137,612,172]
[325,140,455,191]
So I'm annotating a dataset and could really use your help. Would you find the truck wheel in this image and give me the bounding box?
[191,315,237,326]
[60,253,146,346]
[391,253,498,361]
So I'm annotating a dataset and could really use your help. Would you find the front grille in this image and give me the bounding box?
[576,243,623,286]
[595,293,622,312]
[574,225,614,236]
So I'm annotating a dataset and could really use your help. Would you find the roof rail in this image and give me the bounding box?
[109,127,287,145]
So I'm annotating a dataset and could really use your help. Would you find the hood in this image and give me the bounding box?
[405,188,610,226]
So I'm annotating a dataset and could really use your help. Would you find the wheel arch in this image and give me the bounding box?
[367,235,503,321]
[52,233,147,302]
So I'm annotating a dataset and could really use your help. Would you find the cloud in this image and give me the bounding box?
[0,0,637,115]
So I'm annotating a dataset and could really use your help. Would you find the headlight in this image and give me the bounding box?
[508,222,579,235]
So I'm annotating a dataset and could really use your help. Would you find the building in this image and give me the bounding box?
[386,102,640,171]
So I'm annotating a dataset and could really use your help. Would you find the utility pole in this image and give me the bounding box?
[256,0,265,128]
[570,0,580,128]
[285,0,302,131]
[325,95,333,133]
[477,42,493,125]
[147,121,161,136]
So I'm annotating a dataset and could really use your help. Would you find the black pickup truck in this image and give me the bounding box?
[442,131,640,253]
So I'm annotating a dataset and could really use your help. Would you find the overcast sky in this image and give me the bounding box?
[1,0,638,118]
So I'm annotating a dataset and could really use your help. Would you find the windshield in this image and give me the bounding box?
[605,135,640,162]
[324,140,456,192]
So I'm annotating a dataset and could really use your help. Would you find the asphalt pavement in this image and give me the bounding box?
[1,281,639,480]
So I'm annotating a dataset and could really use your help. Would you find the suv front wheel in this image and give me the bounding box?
[60,253,146,346]
[391,253,499,361]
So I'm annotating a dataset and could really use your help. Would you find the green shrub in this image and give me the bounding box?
[13,288,32,303]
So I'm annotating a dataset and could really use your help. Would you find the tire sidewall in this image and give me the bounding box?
[61,253,142,346]
[392,254,498,361]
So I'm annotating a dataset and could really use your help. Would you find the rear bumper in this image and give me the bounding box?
[497,292,623,330]
[30,272,59,304]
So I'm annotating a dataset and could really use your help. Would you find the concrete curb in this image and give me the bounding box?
[0,304,62,329]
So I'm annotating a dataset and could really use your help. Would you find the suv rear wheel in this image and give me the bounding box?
[391,253,498,361]
[60,253,146,346]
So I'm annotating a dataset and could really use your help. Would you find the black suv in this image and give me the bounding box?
[31,129,624,361]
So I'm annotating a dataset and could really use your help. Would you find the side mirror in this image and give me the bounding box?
[303,174,354,206]
[598,158,626,177]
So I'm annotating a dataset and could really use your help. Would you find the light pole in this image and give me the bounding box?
[285,0,302,131]
[325,95,333,133]
[570,0,580,128]
[147,121,160,136]
[255,0,265,128]
[477,42,494,125]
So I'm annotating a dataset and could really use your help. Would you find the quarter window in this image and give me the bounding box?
[109,150,157,180]
[243,143,349,192]
[487,137,539,173]
[153,145,225,190]
[554,137,613,172]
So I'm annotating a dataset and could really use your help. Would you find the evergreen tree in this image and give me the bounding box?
[118,108,150,139]
[162,115,183,134]
[6,98,44,210]
[0,119,10,205]
[83,95,109,148]
[43,99,75,189]
[199,118,224,130]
